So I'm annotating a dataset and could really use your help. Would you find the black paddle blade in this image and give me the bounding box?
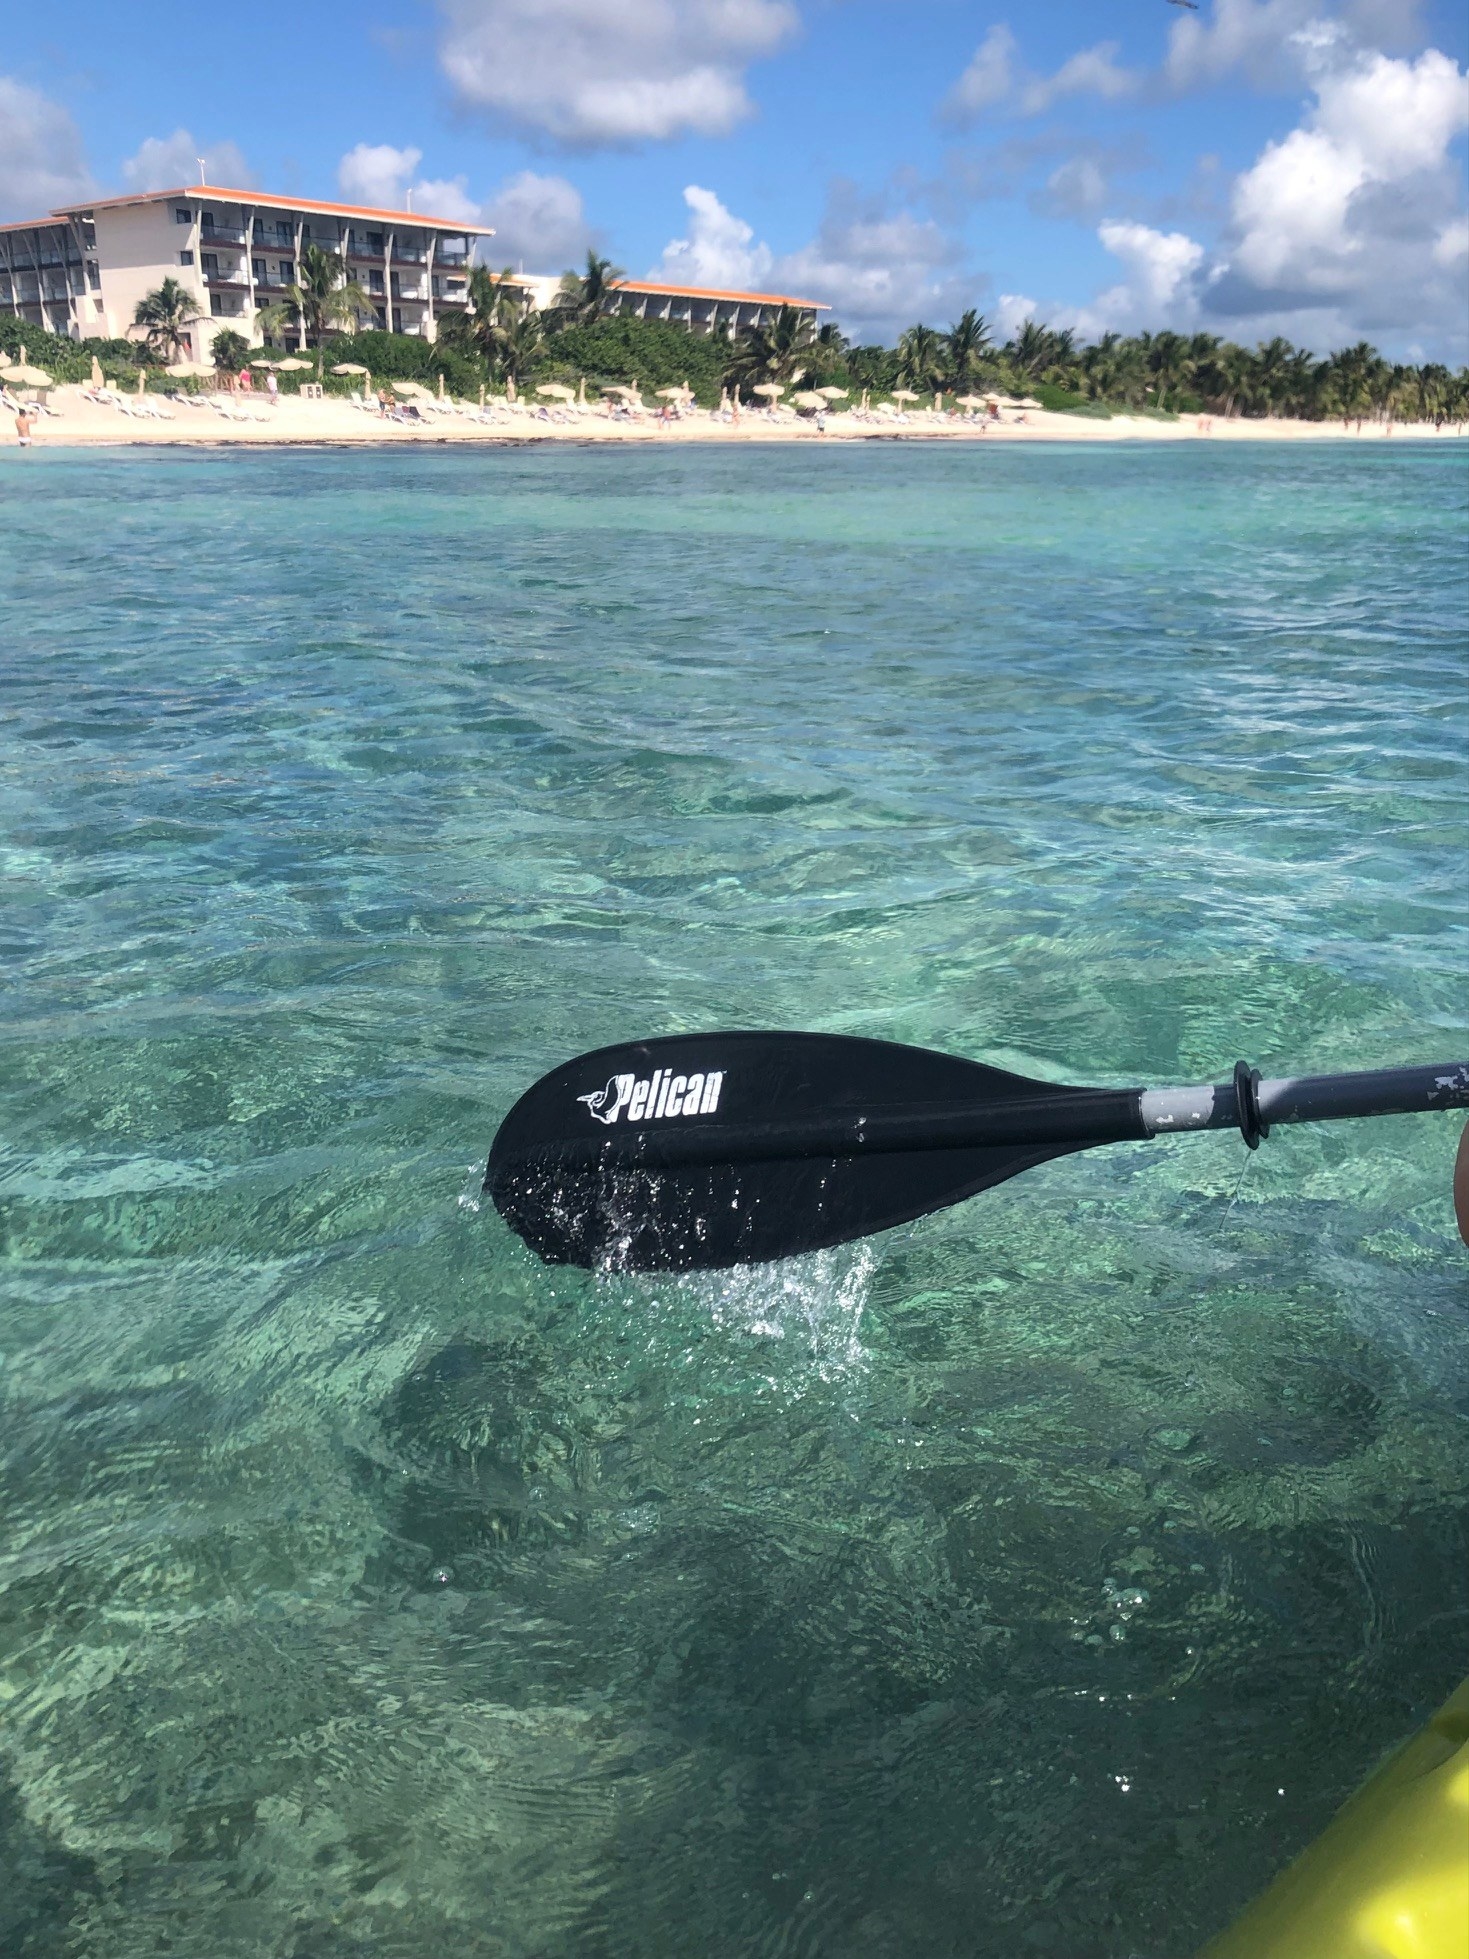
[486,1030,1114,1273]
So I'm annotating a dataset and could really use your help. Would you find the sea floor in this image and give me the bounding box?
[1,439,1466,1957]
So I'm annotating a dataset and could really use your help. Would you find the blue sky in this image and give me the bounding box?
[3,1,1466,356]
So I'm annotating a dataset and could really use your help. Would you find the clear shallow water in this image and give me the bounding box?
[0,439,1466,1959]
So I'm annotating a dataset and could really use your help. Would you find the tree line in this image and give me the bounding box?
[69,247,1469,424]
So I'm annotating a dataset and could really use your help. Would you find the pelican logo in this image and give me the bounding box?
[577,1068,724,1126]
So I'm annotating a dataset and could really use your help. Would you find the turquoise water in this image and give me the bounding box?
[1,439,1466,1958]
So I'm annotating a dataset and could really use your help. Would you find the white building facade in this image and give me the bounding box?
[0,184,489,357]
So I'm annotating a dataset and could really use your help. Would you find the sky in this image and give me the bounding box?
[2,0,1466,358]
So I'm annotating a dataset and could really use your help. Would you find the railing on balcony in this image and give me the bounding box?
[201,225,248,248]
[395,247,427,265]
[437,250,470,268]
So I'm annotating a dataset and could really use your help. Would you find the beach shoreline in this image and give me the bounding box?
[9,386,1465,451]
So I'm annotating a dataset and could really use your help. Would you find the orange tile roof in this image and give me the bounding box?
[613,278,828,310]
[48,185,489,234]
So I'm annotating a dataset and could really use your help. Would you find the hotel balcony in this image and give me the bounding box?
[436,250,470,268]
[201,225,249,248]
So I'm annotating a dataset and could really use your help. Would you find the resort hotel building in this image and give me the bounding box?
[1,180,827,360]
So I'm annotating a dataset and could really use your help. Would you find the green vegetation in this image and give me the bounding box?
[8,278,1469,424]
[131,277,200,362]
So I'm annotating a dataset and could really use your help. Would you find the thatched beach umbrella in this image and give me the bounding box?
[277,357,312,372]
[955,393,985,409]
[536,383,574,400]
[890,388,919,405]
[136,367,147,396]
[818,386,848,400]
[751,382,784,400]
[391,379,431,398]
[1,361,54,388]
[251,358,283,370]
[792,390,827,409]
[1015,396,1042,409]
[331,360,371,396]
[577,376,587,405]
[90,354,104,388]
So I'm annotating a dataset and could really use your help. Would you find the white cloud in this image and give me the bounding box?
[1093,220,1205,325]
[411,176,482,225]
[437,0,798,146]
[1212,41,1469,341]
[1020,43,1137,115]
[0,76,92,219]
[651,184,773,288]
[122,128,252,192]
[941,25,1016,121]
[993,292,1040,342]
[942,24,1138,123]
[339,142,422,209]
[773,183,970,341]
[1433,215,1469,268]
[482,170,590,268]
[336,145,488,227]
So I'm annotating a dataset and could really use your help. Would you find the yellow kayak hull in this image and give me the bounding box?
[1200,1676,1469,1959]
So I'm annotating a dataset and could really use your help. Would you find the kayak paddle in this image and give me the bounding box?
[484,1031,1469,1272]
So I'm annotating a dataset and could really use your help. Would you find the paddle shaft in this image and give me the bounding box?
[497,1061,1468,1176]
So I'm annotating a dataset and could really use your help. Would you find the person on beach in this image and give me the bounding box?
[15,404,34,448]
[266,372,279,406]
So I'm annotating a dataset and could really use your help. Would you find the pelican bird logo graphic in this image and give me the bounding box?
[578,1074,634,1125]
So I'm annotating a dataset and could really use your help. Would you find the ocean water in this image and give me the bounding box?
[1,438,1466,1959]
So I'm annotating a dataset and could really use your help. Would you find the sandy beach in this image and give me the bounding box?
[10,385,1463,449]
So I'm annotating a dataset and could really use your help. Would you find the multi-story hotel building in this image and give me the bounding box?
[0,184,489,356]
[505,272,828,339]
[0,179,829,357]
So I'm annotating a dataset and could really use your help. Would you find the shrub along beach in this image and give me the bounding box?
[5,253,1468,446]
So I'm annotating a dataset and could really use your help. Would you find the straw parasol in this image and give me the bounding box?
[654,385,691,400]
[751,381,784,399]
[792,390,827,409]
[890,388,919,404]
[165,359,214,379]
[577,376,587,405]
[251,358,283,370]
[277,357,312,373]
[818,386,848,400]
[955,393,986,409]
[2,361,54,388]
[536,383,575,400]
[437,371,447,398]
[391,379,431,398]
[136,367,147,395]
[1015,396,1043,409]
[90,354,104,388]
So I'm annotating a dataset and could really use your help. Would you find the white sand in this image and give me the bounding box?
[11,385,1463,450]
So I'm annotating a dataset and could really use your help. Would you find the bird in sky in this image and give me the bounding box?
[1166,1,1200,10]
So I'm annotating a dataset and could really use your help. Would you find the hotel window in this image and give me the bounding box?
[201,252,219,276]
[367,231,384,254]
[87,263,100,290]
[368,270,384,293]
[253,258,266,281]
[253,219,265,240]
[277,261,293,282]
[210,293,224,315]
[175,208,191,224]
[179,250,194,266]
[301,225,311,241]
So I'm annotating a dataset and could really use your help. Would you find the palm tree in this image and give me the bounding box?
[896,323,943,392]
[496,307,546,389]
[943,308,991,392]
[725,306,818,390]
[132,277,200,360]
[555,251,626,328]
[1144,329,1192,412]
[1006,319,1076,386]
[210,328,250,375]
[284,243,370,354]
